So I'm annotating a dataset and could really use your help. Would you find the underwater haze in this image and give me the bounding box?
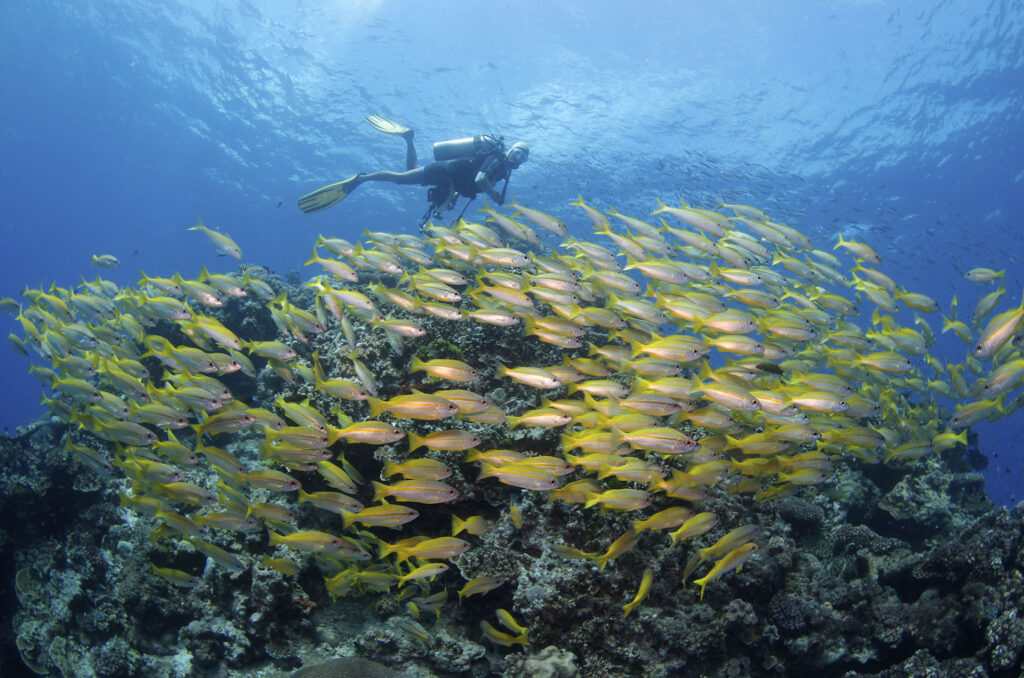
[1,0,1023,520]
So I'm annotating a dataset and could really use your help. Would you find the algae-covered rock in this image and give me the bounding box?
[290,657,406,677]
[502,645,578,677]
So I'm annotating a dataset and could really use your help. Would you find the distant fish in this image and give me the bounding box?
[188,217,242,259]
[965,267,1004,283]
[91,254,120,268]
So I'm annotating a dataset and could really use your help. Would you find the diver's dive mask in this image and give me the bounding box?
[506,142,529,168]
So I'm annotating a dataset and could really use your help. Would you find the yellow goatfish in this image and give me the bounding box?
[189,217,242,259]
[341,504,419,529]
[458,576,505,603]
[693,543,759,600]
[833,235,880,265]
[410,357,479,382]
[622,569,653,618]
[91,254,120,268]
[477,462,559,491]
[380,536,471,562]
[496,364,562,389]
[372,479,459,504]
[268,530,345,553]
[973,295,1024,359]
[367,393,460,420]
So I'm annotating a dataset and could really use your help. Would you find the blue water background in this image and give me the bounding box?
[2,0,1022,503]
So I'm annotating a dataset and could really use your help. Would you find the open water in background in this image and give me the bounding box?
[1,0,1022,503]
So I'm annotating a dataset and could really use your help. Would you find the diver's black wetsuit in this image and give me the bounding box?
[352,133,519,225]
[420,153,510,201]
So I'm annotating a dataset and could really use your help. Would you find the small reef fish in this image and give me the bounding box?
[410,357,479,382]
[12,185,1024,653]
[268,530,346,553]
[622,569,653,618]
[189,217,243,259]
[372,479,459,504]
[693,542,760,600]
[367,393,460,420]
[91,254,120,268]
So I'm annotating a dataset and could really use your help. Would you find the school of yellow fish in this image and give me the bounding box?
[6,192,1024,647]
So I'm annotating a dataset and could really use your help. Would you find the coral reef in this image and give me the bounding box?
[4,392,1023,677]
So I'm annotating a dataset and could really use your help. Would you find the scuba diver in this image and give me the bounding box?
[298,114,529,228]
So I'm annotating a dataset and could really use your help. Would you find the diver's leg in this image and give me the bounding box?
[403,130,417,171]
[359,168,424,185]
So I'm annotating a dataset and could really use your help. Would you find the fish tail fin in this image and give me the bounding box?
[367,396,386,418]
[451,515,465,536]
[258,440,275,460]
[407,432,423,453]
[340,509,356,529]
[559,432,577,451]
[303,247,321,266]
[476,462,497,481]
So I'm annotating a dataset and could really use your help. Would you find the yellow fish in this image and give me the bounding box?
[268,530,346,553]
[188,217,242,259]
[341,504,419,529]
[622,569,653,618]
[366,392,459,420]
[410,357,479,382]
[91,254,120,268]
[693,543,759,600]
[380,536,470,562]
[372,479,459,504]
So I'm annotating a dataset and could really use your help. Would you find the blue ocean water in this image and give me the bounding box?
[1,0,1022,502]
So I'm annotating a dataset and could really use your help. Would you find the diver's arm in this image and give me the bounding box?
[475,170,504,205]
[475,154,506,204]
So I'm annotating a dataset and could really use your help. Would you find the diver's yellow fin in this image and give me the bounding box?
[365,114,410,136]
[297,175,361,214]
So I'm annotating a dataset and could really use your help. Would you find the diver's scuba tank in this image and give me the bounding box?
[432,135,502,161]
